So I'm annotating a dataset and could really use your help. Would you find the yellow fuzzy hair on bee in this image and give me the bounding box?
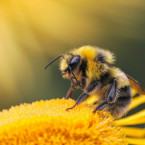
[71,45,115,64]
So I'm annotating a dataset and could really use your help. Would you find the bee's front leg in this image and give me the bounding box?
[65,80,78,99]
[93,79,117,113]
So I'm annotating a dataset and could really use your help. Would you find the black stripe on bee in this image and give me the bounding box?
[86,80,99,93]
[79,59,87,76]
[94,52,113,67]
[95,52,106,63]
[117,86,131,106]
[79,59,88,89]
[99,72,114,86]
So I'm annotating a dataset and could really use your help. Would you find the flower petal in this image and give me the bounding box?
[85,95,98,105]
[121,127,145,138]
[129,95,145,111]
[116,110,145,126]
[127,137,145,145]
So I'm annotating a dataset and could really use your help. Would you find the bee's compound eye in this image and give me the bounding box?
[70,56,80,65]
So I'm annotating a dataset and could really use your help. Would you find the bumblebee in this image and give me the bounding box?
[45,46,145,118]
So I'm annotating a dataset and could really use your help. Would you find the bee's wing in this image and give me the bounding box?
[125,73,145,95]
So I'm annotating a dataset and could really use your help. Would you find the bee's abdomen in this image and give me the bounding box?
[106,85,132,118]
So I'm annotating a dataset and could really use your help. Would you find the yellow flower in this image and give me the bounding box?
[0,98,127,145]
[86,92,145,145]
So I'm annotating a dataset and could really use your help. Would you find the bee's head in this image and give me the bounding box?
[45,53,82,88]
[60,54,80,79]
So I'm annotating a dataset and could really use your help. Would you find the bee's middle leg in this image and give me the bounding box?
[66,80,99,111]
[66,92,86,111]
[93,79,117,113]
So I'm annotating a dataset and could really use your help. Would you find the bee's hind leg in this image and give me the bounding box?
[93,101,108,113]
[93,79,117,113]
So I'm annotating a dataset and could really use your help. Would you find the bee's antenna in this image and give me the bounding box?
[44,54,64,70]
[68,65,82,88]
[44,54,82,88]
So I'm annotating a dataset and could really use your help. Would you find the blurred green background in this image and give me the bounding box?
[0,0,145,111]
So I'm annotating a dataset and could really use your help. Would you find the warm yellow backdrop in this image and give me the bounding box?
[0,0,145,110]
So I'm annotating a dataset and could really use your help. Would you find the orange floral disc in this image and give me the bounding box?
[0,98,127,145]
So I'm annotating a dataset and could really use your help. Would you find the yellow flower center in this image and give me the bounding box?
[0,98,127,145]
